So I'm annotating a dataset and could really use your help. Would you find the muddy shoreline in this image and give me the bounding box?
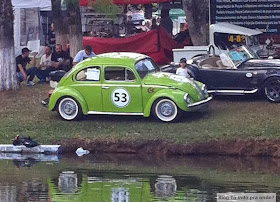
[57,139,280,158]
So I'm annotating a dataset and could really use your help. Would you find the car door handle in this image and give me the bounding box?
[102,86,110,89]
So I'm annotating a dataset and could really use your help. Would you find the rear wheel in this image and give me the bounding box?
[263,78,280,102]
[58,97,83,121]
[152,98,181,122]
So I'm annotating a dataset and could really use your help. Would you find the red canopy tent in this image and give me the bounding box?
[81,0,181,64]
[80,0,172,6]
[83,27,187,64]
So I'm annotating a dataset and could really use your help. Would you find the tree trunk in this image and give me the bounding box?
[182,0,209,46]
[0,0,18,90]
[51,0,69,51]
[67,1,83,58]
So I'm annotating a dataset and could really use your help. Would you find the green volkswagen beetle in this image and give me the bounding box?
[47,52,212,122]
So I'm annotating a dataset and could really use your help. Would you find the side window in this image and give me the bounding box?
[76,66,100,81]
[126,69,136,81]
[105,67,136,81]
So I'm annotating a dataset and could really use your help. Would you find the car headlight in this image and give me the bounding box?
[201,85,208,95]
[184,93,191,104]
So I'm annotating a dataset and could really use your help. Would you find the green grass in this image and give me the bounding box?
[0,84,280,145]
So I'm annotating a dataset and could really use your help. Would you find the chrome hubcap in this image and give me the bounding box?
[63,101,76,115]
[159,102,174,117]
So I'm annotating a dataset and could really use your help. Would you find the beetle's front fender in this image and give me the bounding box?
[48,87,88,115]
[143,89,187,117]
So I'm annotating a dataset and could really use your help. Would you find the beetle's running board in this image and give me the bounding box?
[208,89,258,95]
[88,111,144,116]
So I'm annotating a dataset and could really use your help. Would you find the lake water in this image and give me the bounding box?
[0,153,279,201]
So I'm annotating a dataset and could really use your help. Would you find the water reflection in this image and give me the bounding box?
[155,175,177,199]
[0,154,279,201]
[58,171,78,193]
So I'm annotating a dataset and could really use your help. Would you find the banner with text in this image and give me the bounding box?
[210,0,280,42]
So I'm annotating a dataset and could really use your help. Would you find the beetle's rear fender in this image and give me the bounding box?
[143,89,187,117]
[48,87,88,115]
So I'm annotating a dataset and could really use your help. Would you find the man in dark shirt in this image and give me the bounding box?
[16,48,43,86]
[160,9,173,36]
[48,23,56,51]
[51,44,72,72]
[126,15,135,35]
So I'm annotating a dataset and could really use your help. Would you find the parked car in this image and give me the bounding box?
[162,45,280,102]
[45,52,212,122]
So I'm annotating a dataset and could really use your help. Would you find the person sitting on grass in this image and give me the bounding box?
[73,45,96,66]
[176,58,190,78]
[16,48,43,86]
[51,44,72,72]
[38,45,53,82]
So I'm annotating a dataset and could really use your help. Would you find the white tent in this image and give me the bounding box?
[12,0,51,10]
[12,0,52,55]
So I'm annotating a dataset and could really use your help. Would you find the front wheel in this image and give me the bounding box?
[58,97,83,121]
[263,78,280,102]
[152,98,181,122]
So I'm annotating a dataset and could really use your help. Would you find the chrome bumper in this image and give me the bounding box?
[188,95,213,109]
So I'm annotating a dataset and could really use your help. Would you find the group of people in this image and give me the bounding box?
[126,16,159,35]
[16,44,96,86]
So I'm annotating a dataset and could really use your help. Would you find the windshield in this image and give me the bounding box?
[228,46,259,67]
[247,35,260,46]
[135,58,160,79]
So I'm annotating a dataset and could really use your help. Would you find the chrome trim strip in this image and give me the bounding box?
[207,89,258,94]
[103,84,141,87]
[188,96,213,108]
[71,84,141,87]
[71,84,102,87]
[144,85,169,88]
[88,111,143,116]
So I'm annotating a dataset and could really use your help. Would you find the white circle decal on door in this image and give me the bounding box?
[111,88,131,108]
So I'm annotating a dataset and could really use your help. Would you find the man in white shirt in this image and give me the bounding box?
[73,45,96,66]
[176,58,190,78]
[40,46,52,69]
[38,46,54,83]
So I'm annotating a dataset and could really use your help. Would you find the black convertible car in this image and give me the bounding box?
[162,45,280,102]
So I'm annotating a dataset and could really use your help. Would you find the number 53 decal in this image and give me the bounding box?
[111,88,131,108]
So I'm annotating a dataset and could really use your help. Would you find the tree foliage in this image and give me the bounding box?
[93,0,121,20]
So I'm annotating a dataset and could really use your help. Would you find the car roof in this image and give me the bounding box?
[78,52,148,68]
[210,23,262,36]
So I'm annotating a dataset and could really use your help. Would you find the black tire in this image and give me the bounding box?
[57,97,83,121]
[263,78,280,103]
[152,98,182,122]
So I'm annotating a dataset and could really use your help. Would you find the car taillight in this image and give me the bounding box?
[48,90,54,97]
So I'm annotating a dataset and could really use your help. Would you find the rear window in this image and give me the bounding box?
[76,67,100,81]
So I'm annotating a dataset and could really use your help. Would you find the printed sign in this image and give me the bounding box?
[210,0,280,34]
[111,88,131,108]
[85,68,100,81]
[217,193,276,202]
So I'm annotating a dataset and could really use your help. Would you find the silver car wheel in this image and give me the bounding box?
[155,99,178,122]
[58,97,79,121]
